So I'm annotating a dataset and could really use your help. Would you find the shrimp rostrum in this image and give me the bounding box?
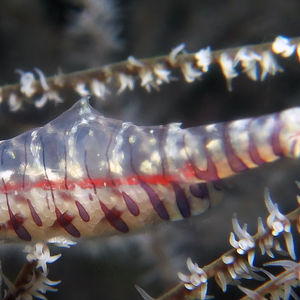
[0,97,299,242]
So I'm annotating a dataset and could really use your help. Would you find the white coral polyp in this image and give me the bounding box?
[238,238,255,254]
[127,56,144,68]
[230,216,255,255]
[34,68,50,91]
[8,93,22,112]
[272,36,296,57]
[260,51,283,80]
[265,191,291,236]
[181,62,202,82]
[219,52,238,90]
[75,82,90,96]
[18,71,36,97]
[195,46,212,72]
[117,73,135,94]
[23,270,61,300]
[35,91,63,108]
[267,210,291,236]
[235,48,262,80]
[153,64,171,83]
[178,257,207,292]
[168,43,185,65]
[90,79,109,99]
[229,233,254,255]
[24,243,62,274]
[139,69,154,91]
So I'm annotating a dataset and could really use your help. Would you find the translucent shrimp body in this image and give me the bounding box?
[0,98,299,242]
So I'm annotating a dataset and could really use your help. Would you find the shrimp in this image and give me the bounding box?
[0,97,299,242]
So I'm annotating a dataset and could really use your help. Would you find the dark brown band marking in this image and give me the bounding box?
[189,183,209,199]
[183,133,218,181]
[22,134,29,189]
[127,127,169,220]
[248,120,266,165]
[41,137,80,238]
[189,183,213,209]
[158,126,168,178]
[212,179,224,191]
[27,199,42,226]
[75,201,90,222]
[55,207,80,238]
[140,181,170,220]
[270,114,283,156]
[8,207,32,241]
[63,135,69,190]
[84,140,129,231]
[2,178,31,241]
[99,200,129,233]
[122,192,140,216]
[45,194,50,210]
[106,126,137,218]
[171,182,190,218]
[223,124,248,173]
[84,150,97,195]
[40,137,56,202]
[0,145,32,241]
[105,126,119,186]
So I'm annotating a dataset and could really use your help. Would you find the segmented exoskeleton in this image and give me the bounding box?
[0,97,299,242]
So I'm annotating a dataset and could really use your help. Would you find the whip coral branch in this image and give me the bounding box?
[0,243,61,300]
[239,260,300,299]
[1,36,300,111]
[142,194,300,300]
